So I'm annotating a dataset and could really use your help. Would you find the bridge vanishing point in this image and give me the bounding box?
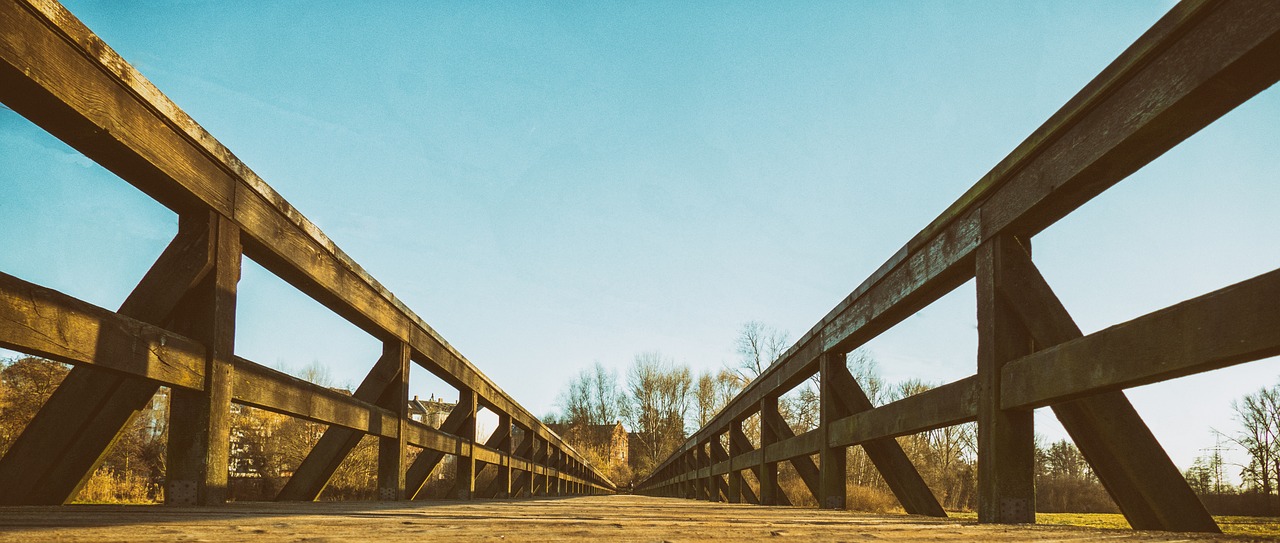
[0,0,1278,540]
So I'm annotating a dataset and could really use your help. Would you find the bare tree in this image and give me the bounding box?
[625,352,693,477]
[590,362,623,426]
[553,362,624,428]
[846,349,885,405]
[1232,385,1280,497]
[695,371,717,428]
[734,321,790,382]
[694,368,745,428]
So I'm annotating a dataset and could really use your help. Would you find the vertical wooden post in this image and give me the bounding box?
[691,445,702,500]
[820,351,849,509]
[531,437,545,496]
[729,421,744,503]
[527,435,538,497]
[548,447,558,496]
[553,448,563,496]
[165,214,240,506]
[0,213,216,506]
[976,233,1035,523]
[996,242,1218,531]
[496,413,512,498]
[690,451,699,500]
[825,359,945,515]
[705,442,717,501]
[544,447,553,497]
[556,450,563,495]
[683,452,696,499]
[454,389,477,500]
[518,430,535,498]
[710,439,731,502]
[697,443,711,500]
[759,396,780,505]
[729,426,763,505]
[377,341,410,501]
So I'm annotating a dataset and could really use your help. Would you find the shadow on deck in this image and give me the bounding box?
[0,495,1243,542]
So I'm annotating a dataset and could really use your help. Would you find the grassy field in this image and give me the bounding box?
[947,512,1280,538]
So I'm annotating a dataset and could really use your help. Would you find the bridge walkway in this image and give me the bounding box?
[0,495,1238,542]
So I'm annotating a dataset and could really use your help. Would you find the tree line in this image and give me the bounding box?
[547,321,1116,513]
[1180,378,1280,516]
[0,356,446,502]
[4,331,1277,513]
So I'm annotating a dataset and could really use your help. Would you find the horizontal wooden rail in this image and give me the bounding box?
[828,376,978,448]
[0,0,610,492]
[0,271,206,390]
[0,268,596,475]
[638,1,1280,530]
[765,430,822,465]
[0,0,613,496]
[646,0,1280,472]
[1002,268,1280,410]
[232,359,401,438]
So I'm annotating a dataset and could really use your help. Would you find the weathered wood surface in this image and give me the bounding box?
[640,3,1280,526]
[975,235,1035,524]
[0,267,471,450]
[0,496,1244,542]
[275,343,409,501]
[826,377,977,447]
[825,358,944,516]
[0,214,219,505]
[1003,267,1280,410]
[0,0,609,487]
[997,236,1218,532]
[0,271,206,390]
[761,404,820,501]
[165,213,241,505]
[232,359,398,437]
[643,0,1280,483]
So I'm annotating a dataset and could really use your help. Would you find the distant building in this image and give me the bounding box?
[548,421,629,466]
[228,394,459,479]
[408,394,456,427]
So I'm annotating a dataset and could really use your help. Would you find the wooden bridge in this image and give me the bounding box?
[0,0,1278,539]
[0,0,613,506]
[632,0,1280,535]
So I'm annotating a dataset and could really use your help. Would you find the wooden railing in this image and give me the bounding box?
[634,0,1280,533]
[0,0,614,505]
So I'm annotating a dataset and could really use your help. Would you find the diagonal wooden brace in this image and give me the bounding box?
[470,418,513,498]
[728,426,764,505]
[489,428,534,498]
[0,212,216,505]
[827,360,947,516]
[760,406,821,502]
[276,343,407,501]
[405,405,473,500]
[997,238,1218,532]
[709,440,732,501]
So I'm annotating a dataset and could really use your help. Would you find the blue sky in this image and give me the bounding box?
[1,1,1277,475]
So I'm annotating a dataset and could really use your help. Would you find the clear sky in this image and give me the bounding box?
[1,1,1277,477]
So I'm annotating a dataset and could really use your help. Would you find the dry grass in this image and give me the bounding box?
[847,483,901,513]
[947,511,1280,538]
[72,467,160,504]
[1210,516,1280,539]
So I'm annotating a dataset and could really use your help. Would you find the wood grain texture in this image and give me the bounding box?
[1003,268,1280,410]
[996,243,1220,532]
[0,0,612,490]
[0,216,217,505]
[641,0,1280,491]
[975,235,1035,524]
[0,272,206,390]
